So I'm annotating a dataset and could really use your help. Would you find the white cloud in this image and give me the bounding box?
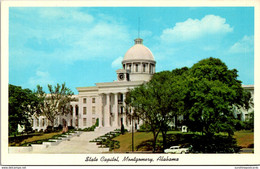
[39,8,94,23]
[229,35,254,53]
[10,8,132,66]
[160,15,233,43]
[111,56,123,68]
[28,70,55,88]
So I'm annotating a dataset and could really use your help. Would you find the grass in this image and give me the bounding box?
[9,131,63,146]
[112,132,153,152]
[112,130,254,152]
[234,130,254,148]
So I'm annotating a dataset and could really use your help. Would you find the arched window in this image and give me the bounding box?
[70,105,73,115]
[136,64,138,72]
[143,64,146,72]
[76,105,79,116]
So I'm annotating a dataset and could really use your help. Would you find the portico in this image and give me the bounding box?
[32,37,156,131]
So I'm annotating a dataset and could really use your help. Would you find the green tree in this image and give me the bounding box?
[149,68,188,151]
[126,84,161,152]
[9,84,40,136]
[35,83,74,130]
[126,68,188,152]
[244,111,254,130]
[183,57,252,137]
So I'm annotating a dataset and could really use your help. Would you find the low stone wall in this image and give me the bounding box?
[31,144,48,150]
[8,146,33,153]
[9,131,81,153]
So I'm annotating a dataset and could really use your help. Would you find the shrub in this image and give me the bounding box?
[121,124,125,135]
[24,125,33,133]
[54,125,63,131]
[95,118,99,127]
[44,126,53,133]
[138,123,151,132]
[190,135,241,153]
[79,120,99,132]
[68,126,75,130]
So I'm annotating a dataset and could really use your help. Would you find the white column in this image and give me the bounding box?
[114,93,119,127]
[123,93,127,127]
[98,94,103,127]
[33,117,36,130]
[105,94,110,127]
[78,98,82,128]
[72,105,76,127]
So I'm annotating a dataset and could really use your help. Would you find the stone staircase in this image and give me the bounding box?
[9,127,122,154]
[94,127,119,133]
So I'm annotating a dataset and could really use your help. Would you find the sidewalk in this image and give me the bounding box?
[28,130,109,154]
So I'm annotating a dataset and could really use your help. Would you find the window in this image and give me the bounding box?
[36,119,39,127]
[42,118,45,127]
[121,106,124,114]
[92,118,96,125]
[92,106,96,114]
[118,94,123,103]
[136,64,138,72]
[83,118,87,126]
[83,98,87,103]
[76,105,79,115]
[143,64,146,72]
[70,106,73,115]
[83,107,87,115]
[92,98,96,103]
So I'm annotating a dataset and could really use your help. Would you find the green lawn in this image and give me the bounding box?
[234,130,254,148]
[9,131,63,146]
[112,130,254,152]
[112,132,153,152]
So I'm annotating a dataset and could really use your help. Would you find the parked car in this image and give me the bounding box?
[164,145,190,154]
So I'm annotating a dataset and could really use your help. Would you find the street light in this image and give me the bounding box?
[132,115,134,152]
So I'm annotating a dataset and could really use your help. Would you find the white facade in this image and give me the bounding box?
[32,38,254,131]
[234,85,254,121]
[33,38,156,131]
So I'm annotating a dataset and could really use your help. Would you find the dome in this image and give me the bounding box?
[122,38,155,62]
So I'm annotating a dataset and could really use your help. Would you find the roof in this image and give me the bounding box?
[122,38,155,62]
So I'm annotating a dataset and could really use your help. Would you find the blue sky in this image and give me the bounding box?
[9,7,254,94]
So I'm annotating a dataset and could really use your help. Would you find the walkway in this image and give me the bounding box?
[28,128,116,154]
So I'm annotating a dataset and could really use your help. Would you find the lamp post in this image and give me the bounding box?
[132,115,134,152]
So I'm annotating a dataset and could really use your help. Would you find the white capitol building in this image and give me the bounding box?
[32,38,254,131]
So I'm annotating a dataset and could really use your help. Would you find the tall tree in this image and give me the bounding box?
[9,84,40,136]
[126,85,161,152]
[126,68,188,152]
[183,57,252,137]
[148,68,188,151]
[35,83,74,130]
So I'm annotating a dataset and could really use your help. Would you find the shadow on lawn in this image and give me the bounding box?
[136,133,241,153]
